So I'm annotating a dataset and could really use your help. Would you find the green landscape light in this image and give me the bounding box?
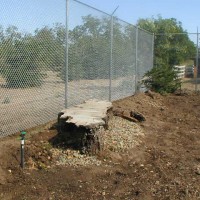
[20,130,27,169]
[21,131,26,135]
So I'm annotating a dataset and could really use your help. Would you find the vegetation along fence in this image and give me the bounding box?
[0,0,154,137]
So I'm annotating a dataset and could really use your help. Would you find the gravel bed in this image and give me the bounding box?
[51,116,144,167]
[51,149,102,167]
[103,116,144,153]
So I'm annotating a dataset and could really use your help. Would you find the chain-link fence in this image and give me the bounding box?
[0,0,153,137]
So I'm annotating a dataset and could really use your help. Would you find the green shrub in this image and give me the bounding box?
[1,39,45,88]
[2,68,44,88]
[143,65,181,94]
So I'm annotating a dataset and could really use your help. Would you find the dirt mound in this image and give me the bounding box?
[0,91,200,199]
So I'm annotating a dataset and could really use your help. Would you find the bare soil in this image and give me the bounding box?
[0,91,200,200]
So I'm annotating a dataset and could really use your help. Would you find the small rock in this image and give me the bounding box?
[155,181,160,185]
[145,90,155,99]
[73,152,79,158]
[130,111,146,122]
[102,191,106,196]
[160,107,165,111]
[195,167,200,175]
[26,141,31,145]
[8,169,12,173]
[67,156,72,159]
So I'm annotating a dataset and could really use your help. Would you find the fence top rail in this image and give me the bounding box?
[113,16,137,28]
[73,0,111,16]
[138,26,154,35]
[155,32,198,35]
[73,0,153,35]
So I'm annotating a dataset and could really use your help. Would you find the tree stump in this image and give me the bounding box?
[57,100,112,155]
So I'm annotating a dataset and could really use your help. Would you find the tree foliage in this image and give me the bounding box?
[1,36,43,87]
[67,15,111,80]
[2,15,192,91]
[138,16,195,93]
[137,16,196,67]
[0,24,65,88]
[0,16,137,87]
[67,15,135,81]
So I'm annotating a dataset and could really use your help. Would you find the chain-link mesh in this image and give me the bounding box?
[111,18,136,101]
[137,28,154,88]
[68,0,110,106]
[0,0,66,136]
[0,0,153,137]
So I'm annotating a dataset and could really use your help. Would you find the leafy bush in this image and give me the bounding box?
[1,39,45,88]
[2,68,44,88]
[143,65,181,94]
[137,17,196,68]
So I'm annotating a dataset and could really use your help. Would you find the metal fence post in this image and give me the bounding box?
[109,7,119,101]
[65,0,69,108]
[135,26,138,93]
[109,15,113,102]
[195,28,199,92]
[152,33,155,68]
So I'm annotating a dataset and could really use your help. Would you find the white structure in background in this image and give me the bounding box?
[185,65,194,78]
[174,65,185,79]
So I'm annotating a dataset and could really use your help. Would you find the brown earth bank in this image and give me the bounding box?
[0,90,200,200]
